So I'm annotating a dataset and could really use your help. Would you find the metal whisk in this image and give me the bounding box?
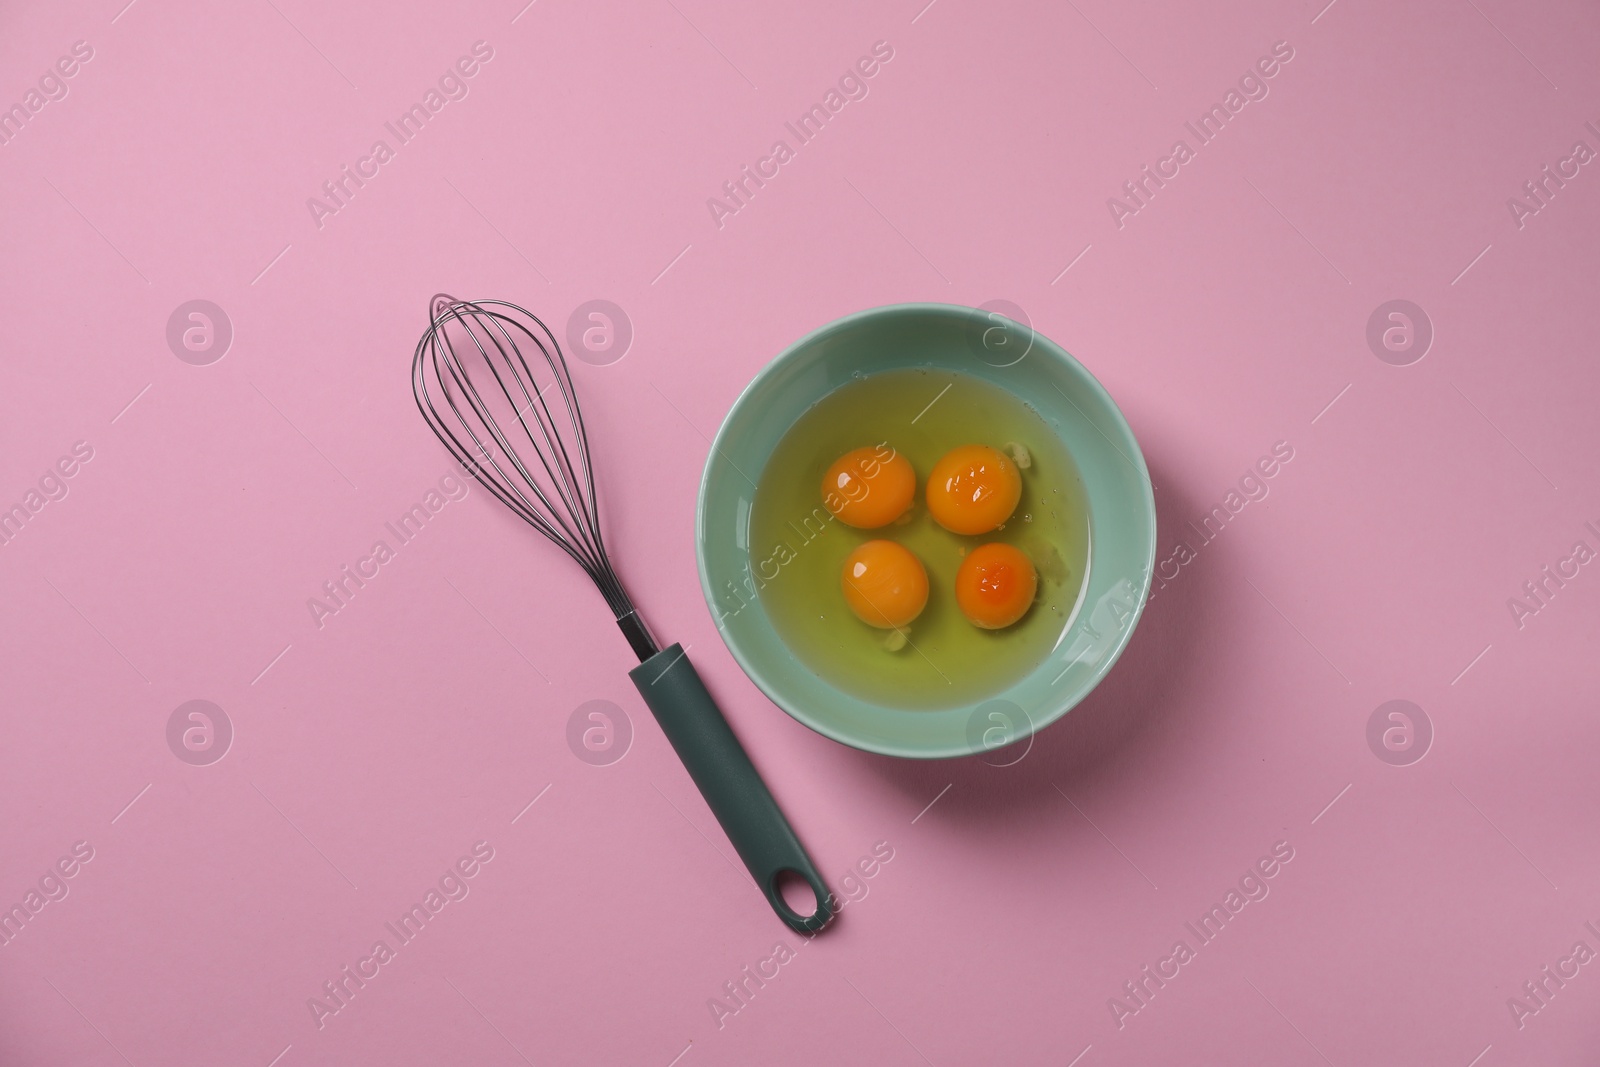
[412,296,833,933]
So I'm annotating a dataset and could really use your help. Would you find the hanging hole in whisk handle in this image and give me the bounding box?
[769,868,834,934]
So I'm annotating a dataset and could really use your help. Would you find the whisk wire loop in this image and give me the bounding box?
[412,296,642,630]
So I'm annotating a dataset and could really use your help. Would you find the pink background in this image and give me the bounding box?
[3,0,1599,1063]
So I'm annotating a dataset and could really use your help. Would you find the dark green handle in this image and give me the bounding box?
[629,644,834,934]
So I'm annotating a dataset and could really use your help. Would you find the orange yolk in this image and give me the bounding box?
[841,540,929,629]
[926,444,1022,535]
[955,543,1037,629]
[822,445,915,528]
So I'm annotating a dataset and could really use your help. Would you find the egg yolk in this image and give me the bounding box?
[841,540,929,629]
[926,444,1022,535]
[822,446,915,528]
[955,543,1037,629]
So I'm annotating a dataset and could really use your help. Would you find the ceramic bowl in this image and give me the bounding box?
[697,303,1155,759]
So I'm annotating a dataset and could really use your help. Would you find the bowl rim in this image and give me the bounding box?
[695,301,1156,759]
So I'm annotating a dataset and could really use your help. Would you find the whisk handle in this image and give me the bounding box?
[629,644,834,934]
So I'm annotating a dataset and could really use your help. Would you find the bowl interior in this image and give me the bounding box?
[697,304,1155,759]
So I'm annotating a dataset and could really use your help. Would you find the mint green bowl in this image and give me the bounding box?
[696,304,1155,760]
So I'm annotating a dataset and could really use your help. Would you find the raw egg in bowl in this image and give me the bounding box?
[697,304,1155,760]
